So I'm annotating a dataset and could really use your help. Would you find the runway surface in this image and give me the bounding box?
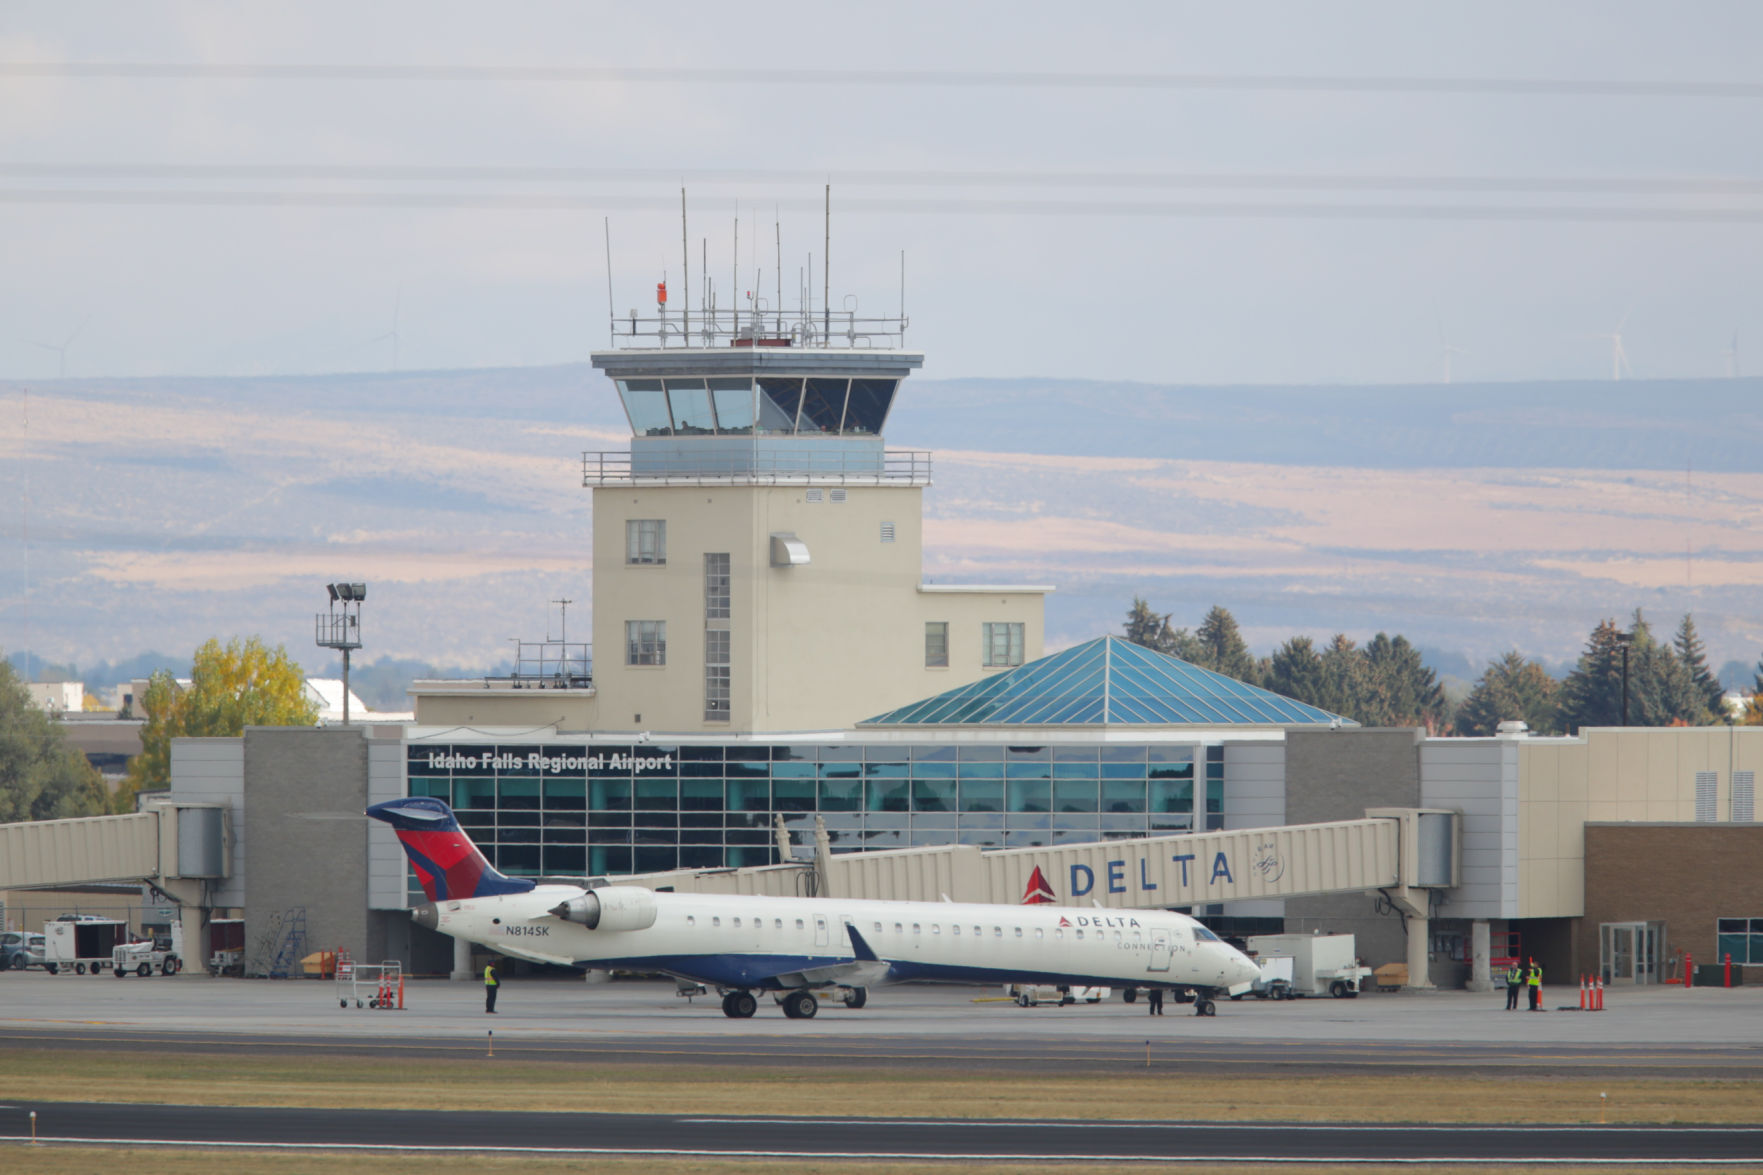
[4,1102,1760,1163]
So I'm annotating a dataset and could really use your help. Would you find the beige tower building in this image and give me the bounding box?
[415,311,1047,733]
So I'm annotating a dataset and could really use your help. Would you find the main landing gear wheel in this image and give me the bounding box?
[721,990,758,1019]
[841,986,868,1009]
[1194,998,1216,1017]
[1122,987,1138,1004]
[781,990,818,1019]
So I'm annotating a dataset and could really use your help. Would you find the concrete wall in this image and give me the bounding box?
[1222,741,1286,919]
[242,727,376,975]
[1581,823,1763,980]
[1517,727,1763,919]
[1281,728,1425,973]
[170,739,246,909]
[1421,738,1516,920]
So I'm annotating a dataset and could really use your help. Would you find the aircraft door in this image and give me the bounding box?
[814,915,829,948]
[1148,929,1172,972]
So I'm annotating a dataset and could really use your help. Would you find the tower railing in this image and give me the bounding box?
[607,306,908,350]
[582,449,931,486]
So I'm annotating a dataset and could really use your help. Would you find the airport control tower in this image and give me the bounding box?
[584,275,1048,733]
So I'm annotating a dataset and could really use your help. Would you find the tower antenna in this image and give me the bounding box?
[823,183,830,342]
[775,212,783,335]
[900,250,907,346]
[732,208,740,341]
[680,189,690,344]
[603,217,614,346]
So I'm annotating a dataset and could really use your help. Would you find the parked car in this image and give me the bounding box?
[2,931,49,972]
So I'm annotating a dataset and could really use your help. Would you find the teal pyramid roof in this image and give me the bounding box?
[861,635,1351,727]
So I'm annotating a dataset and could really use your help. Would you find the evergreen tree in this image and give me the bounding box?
[1124,597,1172,651]
[1194,605,1257,683]
[1360,633,1447,730]
[1556,613,1696,729]
[1317,634,1368,720]
[1673,614,1726,723]
[0,656,109,821]
[1266,636,1326,707]
[1454,651,1560,736]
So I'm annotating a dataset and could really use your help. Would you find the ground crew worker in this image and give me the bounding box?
[1147,986,1164,1016]
[1526,957,1542,1011]
[1505,961,1524,1010]
[484,960,499,1014]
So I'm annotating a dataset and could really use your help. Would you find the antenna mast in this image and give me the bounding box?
[823,183,830,342]
[603,217,614,346]
[775,215,783,335]
[680,189,690,344]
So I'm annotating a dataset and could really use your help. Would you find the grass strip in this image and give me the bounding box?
[3,1048,1759,1124]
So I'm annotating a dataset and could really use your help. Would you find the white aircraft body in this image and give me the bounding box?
[368,797,1261,1019]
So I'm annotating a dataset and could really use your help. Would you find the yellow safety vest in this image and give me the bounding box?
[484,965,498,986]
[1526,965,1541,986]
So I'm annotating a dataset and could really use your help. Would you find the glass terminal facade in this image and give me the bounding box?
[404,740,1228,889]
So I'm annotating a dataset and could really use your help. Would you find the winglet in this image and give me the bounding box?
[846,923,880,962]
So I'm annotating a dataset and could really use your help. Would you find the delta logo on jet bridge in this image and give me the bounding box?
[1018,846,1271,904]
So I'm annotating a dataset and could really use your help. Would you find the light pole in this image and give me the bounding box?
[1613,629,1634,726]
[316,582,367,724]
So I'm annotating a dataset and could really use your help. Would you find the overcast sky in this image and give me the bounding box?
[3,2,1761,386]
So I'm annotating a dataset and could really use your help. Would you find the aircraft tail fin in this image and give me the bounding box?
[366,797,536,902]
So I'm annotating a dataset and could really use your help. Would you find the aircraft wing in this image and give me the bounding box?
[766,923,892,990]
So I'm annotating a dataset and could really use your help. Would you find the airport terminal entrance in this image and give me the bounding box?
[1600,920,1666,985]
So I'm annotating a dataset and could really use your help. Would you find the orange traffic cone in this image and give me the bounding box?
[1578,975,1588,1010]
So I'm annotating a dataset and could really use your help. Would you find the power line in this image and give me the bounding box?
[3,163,1762,196]
[2,188,1761,222]
[2,62,1761,98]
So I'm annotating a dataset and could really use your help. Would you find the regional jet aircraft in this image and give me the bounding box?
[367,797,1261,1019]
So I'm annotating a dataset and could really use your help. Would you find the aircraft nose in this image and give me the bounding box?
[1229,950,1260,986]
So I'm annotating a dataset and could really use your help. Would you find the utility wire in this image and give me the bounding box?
[2,62,1761,99]
[2,189,1760,222]
[4,163,1762,195]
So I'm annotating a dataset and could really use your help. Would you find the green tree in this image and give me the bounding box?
[1360,633,1447,730]
[1557,612,1693,729]
[1317,634,1368,719]
[1265,636,1326,706]
[1672,614,1726,723]
[0,655,108,822]
[1454,651,1560,736]
[1122,597,1202,661]
[1740,652,1763,725]
[126,636,318,800]
[1193,605,1257,683]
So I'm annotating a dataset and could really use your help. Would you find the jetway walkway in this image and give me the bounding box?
[0,803,230,908]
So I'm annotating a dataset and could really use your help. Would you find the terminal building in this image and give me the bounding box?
[4,286,1760,994]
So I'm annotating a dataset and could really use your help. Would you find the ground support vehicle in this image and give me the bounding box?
[44,919,128,976]
[208,919,246,976]
[111,941,182,977]
[1243,933,1372,998]
[1007,983,1112,1007]
[1231,954,1296,1000]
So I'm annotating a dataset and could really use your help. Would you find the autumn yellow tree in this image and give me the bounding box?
[125,636,318,802]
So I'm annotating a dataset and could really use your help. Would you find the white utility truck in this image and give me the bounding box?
[43,917,129,975]
[1243,933,1372,999]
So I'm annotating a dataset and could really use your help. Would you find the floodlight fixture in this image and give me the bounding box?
[315,579,368,724]
[327,583,340,602]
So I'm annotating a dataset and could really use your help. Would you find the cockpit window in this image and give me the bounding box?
[1193,925,1222,943]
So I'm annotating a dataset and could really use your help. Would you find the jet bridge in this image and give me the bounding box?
[0,802,230,908]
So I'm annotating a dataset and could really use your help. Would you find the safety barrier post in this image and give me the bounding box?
[1726,954,1733,988]
[1684,953,1693,988]
[398,974,405,1010]
[29,1110,37,1146]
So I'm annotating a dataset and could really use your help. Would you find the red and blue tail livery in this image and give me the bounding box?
[367,797,536,902]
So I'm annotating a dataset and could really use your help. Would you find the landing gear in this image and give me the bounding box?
[1122,987,1138,1004]
[841,986,868,1009]
[721,990,758,1019]
[781,990,818,1019]
[1194,998,1216,1017]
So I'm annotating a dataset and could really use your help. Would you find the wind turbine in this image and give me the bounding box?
[1591,310,1634,381]
[1436,318,1467,384]
[29,316,88,378]
[369,289,401,372]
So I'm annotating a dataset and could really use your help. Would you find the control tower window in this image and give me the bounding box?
[626,620,666,666]
[756,378,801,434]
[664,379,716,434]
[617,379,672,437]
[843,379,897,436]
[626,520,667,565]
[983,622,1025,668]
[708,378,755,434]
[798,378,849,434]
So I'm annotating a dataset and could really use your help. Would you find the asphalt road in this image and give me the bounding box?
[3,1102,1760,1163]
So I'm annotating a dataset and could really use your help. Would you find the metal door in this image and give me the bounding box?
[1602,920,1666,985]
[1148,929,1171,972]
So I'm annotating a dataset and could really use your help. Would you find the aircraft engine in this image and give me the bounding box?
[549,886,658,931]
